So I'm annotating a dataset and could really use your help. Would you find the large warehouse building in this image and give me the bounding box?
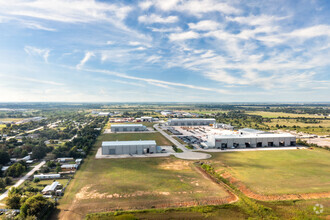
[102,140,157,155]
[206,128,296,149]
[167,118,216,126]
[111,124,147,132]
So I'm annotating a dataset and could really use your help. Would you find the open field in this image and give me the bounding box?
[266,118,330,128]
[246,111,324,118]
[0,118,25,122]
[264,118,330,135]
[85,197,330,220]
[208,148,330,195]
[55,134,232,219]
[99,132,172,146]
[105,121,156,129]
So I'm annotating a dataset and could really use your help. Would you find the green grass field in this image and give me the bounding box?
[100,132,172,146]
[209,148,330,195]
[54,132,231,219]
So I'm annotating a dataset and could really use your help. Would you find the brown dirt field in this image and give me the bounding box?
[158,160,190,170]
[221,172,330,201]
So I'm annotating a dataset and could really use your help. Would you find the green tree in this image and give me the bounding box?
[0,150,10,165]
[6,187,21,209]
[20,194,54,219]
[0,178,5,190]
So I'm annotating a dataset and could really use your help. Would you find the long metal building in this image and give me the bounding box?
[167,118,216,126]
[111,124,147,132]
[206,129,296,149]
[102,140,157,155]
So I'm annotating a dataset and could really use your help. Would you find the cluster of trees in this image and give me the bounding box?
[6,187,54,219]
[6,161,28,178]
[53,117,107,158]
[35,128,77,140]
[0,177,12,191]
[215,111,265,129]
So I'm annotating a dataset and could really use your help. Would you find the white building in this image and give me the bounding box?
[61,164,78,170]
[167,118,216,126]
[161,110,173,116]
[206,129,296,149]
[57,157,74,163]
[102,140,157,155]
[111,124,147,132]
[213,123,234,130]
[42,181,61,195]
[34,174,61,180]
[140,116,153,122]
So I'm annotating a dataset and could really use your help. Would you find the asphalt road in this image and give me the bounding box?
[0,160,46,202]
[154,124,211,160]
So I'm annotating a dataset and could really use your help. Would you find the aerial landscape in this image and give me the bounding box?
[0,0,329,220]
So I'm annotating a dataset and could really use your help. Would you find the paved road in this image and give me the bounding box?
[0,161,46,201]
[154,124,211,160]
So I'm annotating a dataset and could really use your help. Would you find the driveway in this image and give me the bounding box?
[0,161,46,202]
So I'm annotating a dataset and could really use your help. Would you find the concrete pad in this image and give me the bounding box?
[173,151,211,160]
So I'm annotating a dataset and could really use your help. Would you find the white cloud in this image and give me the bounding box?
[169,31,200,41]
[146,55,161,63]
[227,14,287,26]
[128,41,142,46]
[139,1,153,10]
[24,46,50,62]
[80,67,229,94]
[149,27,182,32]
[0,0,132,23]
[138,14,178,24]
[153,0,240,16]
[189,20,220,31]
[106,41,115,45]
[76,52,95,69]
[0,73,63,86]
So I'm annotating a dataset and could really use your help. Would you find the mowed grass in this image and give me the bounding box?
[100,132,172,146]
[209,148,330,195]
[245,111,323,118]
[56,135,230,219]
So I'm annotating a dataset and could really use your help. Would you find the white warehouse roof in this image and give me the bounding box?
[102,140,156,146]
[212,133,295,139]
[111,124,145,127]
[169,118,215,121]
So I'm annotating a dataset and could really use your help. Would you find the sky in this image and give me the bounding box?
[0,0,329,102]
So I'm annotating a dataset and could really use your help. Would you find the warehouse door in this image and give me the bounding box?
[256,142,262,147]
[109,149,116,155]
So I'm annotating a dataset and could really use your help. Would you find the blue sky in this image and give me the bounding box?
[0,0,329,102]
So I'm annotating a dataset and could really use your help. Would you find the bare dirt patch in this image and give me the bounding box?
[158,160,190,170]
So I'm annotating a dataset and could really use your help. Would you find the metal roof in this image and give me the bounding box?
[212,133,295,139]
[42,181,59,192]
[169,118,215,121]
[102,140,156,146]
[111,124,145,127]
[239,128,267,134]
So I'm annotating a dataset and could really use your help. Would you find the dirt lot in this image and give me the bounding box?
[55,153,233,220]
